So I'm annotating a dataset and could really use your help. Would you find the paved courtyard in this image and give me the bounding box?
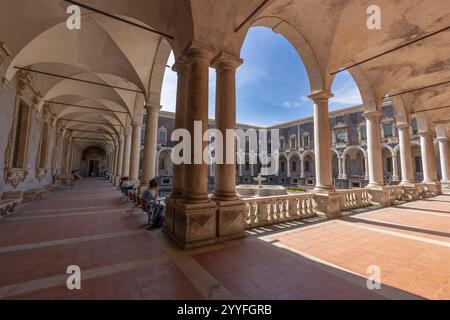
[0,178,448,300]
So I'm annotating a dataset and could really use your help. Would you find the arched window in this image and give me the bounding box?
[290,136,297,149]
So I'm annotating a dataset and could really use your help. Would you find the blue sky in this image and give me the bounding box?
[161,26,362,127]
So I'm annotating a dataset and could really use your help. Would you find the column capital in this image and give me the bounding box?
[418,130,432,137]
[144,104,162,114]
[211,51,243,70]
[308,90,333,102]
[363,110,383,120]
[396,122,410,130]
[184,40,216,61]
[172,57,190,73]
[437,136,449,142]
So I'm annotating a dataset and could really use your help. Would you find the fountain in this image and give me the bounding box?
[237,174,288,198]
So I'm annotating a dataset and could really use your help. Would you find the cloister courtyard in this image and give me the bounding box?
[1,0,450,301]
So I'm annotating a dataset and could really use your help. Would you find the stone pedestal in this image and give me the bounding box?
[368,187,391,207]
[313,191,341,219]
[215,200,246,241]
[420,182,442,197]
[164,200,217,249]
[402,185,420,201]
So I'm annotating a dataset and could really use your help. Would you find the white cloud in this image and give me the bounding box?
[160,52,177,112]
[331,86,363,105]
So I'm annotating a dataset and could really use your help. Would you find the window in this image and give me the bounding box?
[415,156,422,173]
[412,119,419,135]
[336,131,346,143]
[280,139,285,151]
[158,129,167,144]
[290,137,296,149]
[305,160,310,173]
[13,102,31,168]
[38,123,49,168]
[360,127,367,140]
[292,161,297,172]
[159,158,166,171]
[386,157,392,172]
[383,124,393,138]
[303,136,309,148]
[280,161,285,172]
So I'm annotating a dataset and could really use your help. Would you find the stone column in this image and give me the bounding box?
[364,156,369,180]
[364,110,390,206]
[121,126,132,177]
[171,59,190,199]
[211,52,242,201]
[392,155,399,182]
[142,104,160,185]
[420,130,438,183]
[309,91,340,218]
[397,123,415,185]
[112,144,119,181]
[129,122,142,184]
[364,111,384,187]
[115,134,125,184]
[165,42,217,250]
[438,137,450,189]
[337,157,343,179]
[341,157,347,179]
[210,52,246,241]
[310,91,334,191]
[182,45,213,204]
[286,158,291,178]
[300,157,305,178]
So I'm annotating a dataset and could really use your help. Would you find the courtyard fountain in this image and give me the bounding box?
[237,174,288,198]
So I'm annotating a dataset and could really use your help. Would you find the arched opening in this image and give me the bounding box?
[81,146,107,177]
[330,71,363,112]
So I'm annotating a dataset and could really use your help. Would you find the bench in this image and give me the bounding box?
[0,198,20,217]
[127,187,149,214]
[23,188,46,202]
[57,176,75,189]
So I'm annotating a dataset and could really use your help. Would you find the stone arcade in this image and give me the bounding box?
[0,0,449,301]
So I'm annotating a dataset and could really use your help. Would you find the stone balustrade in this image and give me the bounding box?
[243,193,316,229]
[241,182,441,231]
[384,185,405,202]
[337,188,371,211]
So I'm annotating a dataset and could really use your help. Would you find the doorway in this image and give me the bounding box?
[89,160,100,177]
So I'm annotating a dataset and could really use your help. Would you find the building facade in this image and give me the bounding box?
[148,102,438,190]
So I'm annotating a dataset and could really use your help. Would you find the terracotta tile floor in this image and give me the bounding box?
[0,178,448,300]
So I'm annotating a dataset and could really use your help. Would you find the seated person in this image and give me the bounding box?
[141,179,165,230]
[120,177,134,195]
[71,170,82,180]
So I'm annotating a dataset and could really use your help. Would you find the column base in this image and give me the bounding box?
[215,199,246,242]
[313,190,341,219]
[164,199,217,250]
[368,186,391,207]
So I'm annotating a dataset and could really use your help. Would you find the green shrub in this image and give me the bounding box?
[287,186,307,192]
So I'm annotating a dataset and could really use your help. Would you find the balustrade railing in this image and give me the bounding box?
[242,183,437,230]
[243,193,316,229]
[337,188,371,211]
[384,185,405,202]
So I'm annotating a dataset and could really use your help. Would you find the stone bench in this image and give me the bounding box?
[0,198,21,217]
[23,188,46,202]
